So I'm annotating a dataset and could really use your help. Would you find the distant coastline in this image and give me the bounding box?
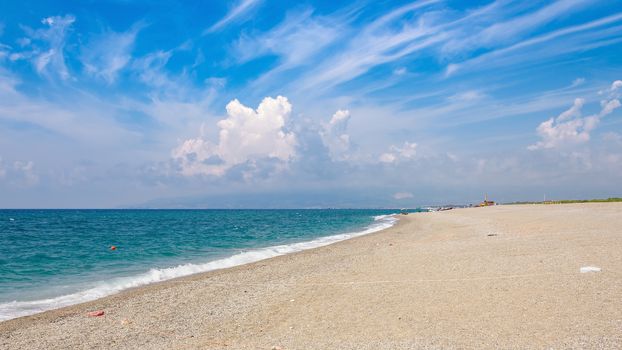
[507,197,622,205]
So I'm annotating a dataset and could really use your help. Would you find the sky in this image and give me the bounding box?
[0,0,621,208]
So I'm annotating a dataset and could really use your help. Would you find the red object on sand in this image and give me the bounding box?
[87,310,105,317]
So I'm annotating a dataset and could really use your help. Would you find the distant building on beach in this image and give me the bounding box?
[477,194,495,207]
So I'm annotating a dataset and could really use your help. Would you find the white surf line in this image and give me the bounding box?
[0,214,400,321]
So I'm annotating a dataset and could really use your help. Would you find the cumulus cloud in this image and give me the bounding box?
[173,96,297,177]
[529,81,621,150]
[15,15,76,80]
[379,141,417,163]
[393,192,414,200]
[320,109,351,161]
[81,23,143,83]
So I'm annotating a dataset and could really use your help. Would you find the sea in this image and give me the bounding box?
[0,209,416,321]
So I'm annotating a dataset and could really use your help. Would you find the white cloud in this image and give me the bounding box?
[205,0,261,33]
[379,152,397,163]
[529,82,622,150]
[556,97,585,122]
[173,96,297,177]
[12,161,39,186]
[17,15,76,80]
[320,109,351,161]
[393,67,407,76]
[133,50,173,88]
[0,158,39,186]
[299,0,444,91]
[571,77,585,87]
[393,191,414,200]
[468,0,590,49]
[0,68,145,158]
[448,90,485,102]
[81,24,143,83]
[601,98,621,116]
[233,9,340,67]
[379,141,418,163]
[446,12,622,77]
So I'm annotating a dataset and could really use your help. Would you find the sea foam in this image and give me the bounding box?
[0,214,397,321]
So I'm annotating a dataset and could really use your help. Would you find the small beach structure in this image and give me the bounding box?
[477,194,495,207]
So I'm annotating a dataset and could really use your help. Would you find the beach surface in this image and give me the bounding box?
[2,203,621,349]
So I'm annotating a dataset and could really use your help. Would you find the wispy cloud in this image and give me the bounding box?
[297,0,444,92]
[446,12,622,76]
[232,8,341,67]
[444,0,593,55]
[17,15,76,80]
[0,69,139,147]
[204,0,261,34]
[81,22,145,84]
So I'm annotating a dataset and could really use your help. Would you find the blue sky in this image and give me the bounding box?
[0,0,621,208]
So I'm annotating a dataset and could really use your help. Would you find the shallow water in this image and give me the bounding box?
[0,209,415,320]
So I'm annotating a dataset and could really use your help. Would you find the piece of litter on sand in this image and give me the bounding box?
[580,266,601,273]
[487,233,497,237]
[87,310,105,317]
[290,299,295,302]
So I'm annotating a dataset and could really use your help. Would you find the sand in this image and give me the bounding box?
[2,203,621,349]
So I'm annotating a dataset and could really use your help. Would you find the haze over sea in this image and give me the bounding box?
[0,209,405,320]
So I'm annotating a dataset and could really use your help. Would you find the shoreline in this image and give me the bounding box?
[0,213,401,323]
[2,203,621,349]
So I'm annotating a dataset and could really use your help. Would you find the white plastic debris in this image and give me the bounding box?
[580,266,601,273]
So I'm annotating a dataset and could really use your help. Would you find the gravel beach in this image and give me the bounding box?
[2,203,621,349]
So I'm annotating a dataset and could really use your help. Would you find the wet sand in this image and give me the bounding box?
[2,203,621,349]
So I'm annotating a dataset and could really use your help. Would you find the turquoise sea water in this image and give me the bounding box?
[0,209,411,320]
